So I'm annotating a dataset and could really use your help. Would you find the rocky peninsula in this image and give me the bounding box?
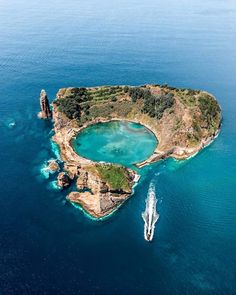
[41,84,221,219]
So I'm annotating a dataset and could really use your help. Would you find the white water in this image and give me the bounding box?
[142,182,159,241]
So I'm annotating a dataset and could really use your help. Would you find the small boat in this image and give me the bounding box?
[142,183,159,242]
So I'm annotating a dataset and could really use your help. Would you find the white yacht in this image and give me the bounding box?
[142,183,159,241]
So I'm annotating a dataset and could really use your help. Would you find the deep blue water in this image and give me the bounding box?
[73,121,157,166]
[0,0,236,294]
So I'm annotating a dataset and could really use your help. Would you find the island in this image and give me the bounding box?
[40,84,221,219]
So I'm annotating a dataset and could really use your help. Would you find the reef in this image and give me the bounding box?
[42,84,221,218]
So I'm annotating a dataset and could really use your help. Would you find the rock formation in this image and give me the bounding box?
[38,89,52,119]
[67,166,134,218]
[57,172,72,189]
[47,159,60,173]
[76,170,88,189]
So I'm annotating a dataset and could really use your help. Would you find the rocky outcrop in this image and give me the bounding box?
[57,172,72,189]
[76,170,88,189]
[38,89,52,119]
[67,166,135,218]
[47,159,60,172]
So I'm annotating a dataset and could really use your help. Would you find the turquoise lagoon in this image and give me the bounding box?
[73,121,157,166]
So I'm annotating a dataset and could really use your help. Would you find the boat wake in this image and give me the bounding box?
[142,182,159,242]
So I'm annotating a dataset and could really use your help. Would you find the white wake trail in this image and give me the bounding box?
[142,182,159,242]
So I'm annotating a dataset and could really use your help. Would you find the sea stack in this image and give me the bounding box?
[38,89,52,119]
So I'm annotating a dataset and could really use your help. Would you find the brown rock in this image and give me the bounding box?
[76,170,88,189]
[57,172,71,189]
[64,164,81,178]
[100,182,109,193]
[38,89,52,119]
[47,160,60,172]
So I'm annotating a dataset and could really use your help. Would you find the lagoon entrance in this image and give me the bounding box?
[73,121,157,166]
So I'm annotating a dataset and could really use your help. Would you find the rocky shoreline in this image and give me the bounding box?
[39,84,221,219]
[52,107,221,170]
[51,103,140,218]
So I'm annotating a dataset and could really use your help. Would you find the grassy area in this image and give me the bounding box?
[87,86,124,101]
[95,164,131,191]
[88,100,134,119]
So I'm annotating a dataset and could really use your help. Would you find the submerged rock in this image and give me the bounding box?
[38,89,52,119]
[57,172,72,189]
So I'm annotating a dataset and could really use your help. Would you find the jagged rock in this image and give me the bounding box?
[64,164,81,178]
[76,171,88,189]
[57,172,71,189]
[99,194,124,213]
[67,166,136,218]
[100,182,109,193]
[38,89,52,119]
[47,160,60,172]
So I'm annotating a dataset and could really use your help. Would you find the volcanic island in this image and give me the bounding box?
[39,84,221,219]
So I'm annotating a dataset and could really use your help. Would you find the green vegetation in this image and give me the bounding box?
[55,85,220,139]
[55,88,90,119]
[95,164,131,191]
[88,100,134,120]
[55,86,126,120]
[198,94,221,131]
[87,86,124,101]
[128,87,174,119]
[142,91,174,119]
[56,85,175,121]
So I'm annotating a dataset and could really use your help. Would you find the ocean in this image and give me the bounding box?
[0,0,236,294]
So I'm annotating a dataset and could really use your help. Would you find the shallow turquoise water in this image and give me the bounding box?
[73,121,157,166]
[0,0,236,294]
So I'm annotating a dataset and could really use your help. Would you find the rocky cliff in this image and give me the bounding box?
[67,164,135,218]
[38,89,52,119]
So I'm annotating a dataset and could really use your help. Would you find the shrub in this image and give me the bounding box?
[142,91,174,119]
[55,88,90,119]
[95,164,130,191]
[123,86,129,93]
[111,96,117,102]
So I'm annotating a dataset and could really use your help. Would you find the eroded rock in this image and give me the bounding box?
[38,89,52,119]
[67,165,136,218]
[57,172,72,189]
[47,159,60,172]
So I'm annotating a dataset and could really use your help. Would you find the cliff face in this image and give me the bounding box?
[38,89,52,119]
[67,165,135,218]
[51,105,138,219]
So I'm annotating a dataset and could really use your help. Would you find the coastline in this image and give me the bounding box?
[49,84,221,219]
[53,114,221,169]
